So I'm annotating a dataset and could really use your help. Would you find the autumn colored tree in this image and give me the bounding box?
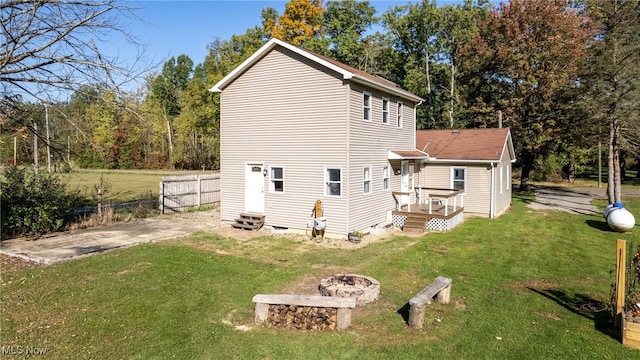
[459,0,596,189]
[263,0,324,45]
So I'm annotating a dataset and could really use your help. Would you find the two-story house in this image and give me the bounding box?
[210,38,429,237]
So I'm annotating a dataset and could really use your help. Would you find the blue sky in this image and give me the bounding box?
[118,1,467,74]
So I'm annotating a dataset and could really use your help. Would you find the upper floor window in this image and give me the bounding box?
[325,167,342,197]
[382,98,389,124]
[397,102,403,128]
[363,92,372,122]
[452,167,466,193]
[270,166,284,193]
[363,166,372,194]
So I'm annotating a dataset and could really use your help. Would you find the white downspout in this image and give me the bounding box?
[345,83,351,235]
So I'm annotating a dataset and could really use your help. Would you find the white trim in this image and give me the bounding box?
[382,165,390,191]
[363,165,372,195]
[506,164,510,190]
[388,150,429,160]
[423,158,499,164]
[363,91,372,122]
[450,166,466,194]
[324,166,343,197]
[382,97,390,124]
[209,38,424,103]
[350,76,424,103]
[397,101,403,129]
[210,38,352,93]
[269,165,285,194]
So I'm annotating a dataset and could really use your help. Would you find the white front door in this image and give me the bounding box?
[245,163,264,213]
[401,160,410,206]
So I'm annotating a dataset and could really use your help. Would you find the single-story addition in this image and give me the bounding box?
[210,38,470,237]
[415,128,516,218]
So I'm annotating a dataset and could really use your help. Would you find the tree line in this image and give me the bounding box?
[2,0,639,200]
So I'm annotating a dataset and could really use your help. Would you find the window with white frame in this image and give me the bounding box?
[382,165,390,191]
[397,102,403,128]
[363,166,372,194]
[363,92,372,121]
[499,165,503,194]
[382,98,389,124]
[270,166,284,193]
[452,167,466,192]
[325,167,342,196]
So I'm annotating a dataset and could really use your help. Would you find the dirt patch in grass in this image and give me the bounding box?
[509,279,561,293]
[536,311,561,320]
[0,254,43,275]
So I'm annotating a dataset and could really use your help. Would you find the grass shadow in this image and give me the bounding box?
[528,287,619,341]
[585,219,615,232]
[397,302,411,324]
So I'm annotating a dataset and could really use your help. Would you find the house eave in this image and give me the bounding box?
[423,158,500,164]
[210,38,355,93]
[388,150,430,160]
[350,75,424,103]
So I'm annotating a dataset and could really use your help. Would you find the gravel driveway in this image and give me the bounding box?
[527,186,640,215]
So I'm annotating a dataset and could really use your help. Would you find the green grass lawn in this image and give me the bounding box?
[2,195,640,359]
[60,169,209,203]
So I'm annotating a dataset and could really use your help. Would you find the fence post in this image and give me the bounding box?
[615,239,627,328]
[160,181,165,214]
[197,175,201,208]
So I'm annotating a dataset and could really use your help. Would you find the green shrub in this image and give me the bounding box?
[1,166,83,238]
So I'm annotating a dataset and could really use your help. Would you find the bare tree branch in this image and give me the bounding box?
[0,0,154,124]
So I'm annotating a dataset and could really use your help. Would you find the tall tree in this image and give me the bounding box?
[437,1,490,128]
[147,55,194,166]
[459,0,596,189]
[263,0,324,45]
[321,0,377,68]
[383,0,443,128]
[0,0,149,129]
[582,0,640,203]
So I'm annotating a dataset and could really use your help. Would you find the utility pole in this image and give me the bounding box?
[45,104,52,173]
[33,122,39,172]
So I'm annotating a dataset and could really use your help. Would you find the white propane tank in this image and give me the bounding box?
[604,202,636,232]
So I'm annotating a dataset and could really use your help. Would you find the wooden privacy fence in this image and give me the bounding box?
[159,174,220,213]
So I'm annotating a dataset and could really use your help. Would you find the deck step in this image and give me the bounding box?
[232,213,265,231]
[402,213,432,232]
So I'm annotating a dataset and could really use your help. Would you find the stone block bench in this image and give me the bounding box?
[408,276,452,329]
[252,294,356,331]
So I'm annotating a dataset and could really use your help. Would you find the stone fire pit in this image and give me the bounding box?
[318,274,380,305]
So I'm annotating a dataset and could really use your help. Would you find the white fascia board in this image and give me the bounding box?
[423,159,498,164]
[209,38,353,93]
[388,150,430,160]
[350,75,424,103]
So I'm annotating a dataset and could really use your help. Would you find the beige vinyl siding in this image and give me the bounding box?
[346,85,417,232]
[494,144,513,216]
[220,47,349,234]
[465,165,492,216]
[419,163,492,217]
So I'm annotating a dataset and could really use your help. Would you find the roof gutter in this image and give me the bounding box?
[422,158,500,164]
[350,75,424,103]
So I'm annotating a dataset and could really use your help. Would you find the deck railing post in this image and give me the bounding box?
[444,198,449,216]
